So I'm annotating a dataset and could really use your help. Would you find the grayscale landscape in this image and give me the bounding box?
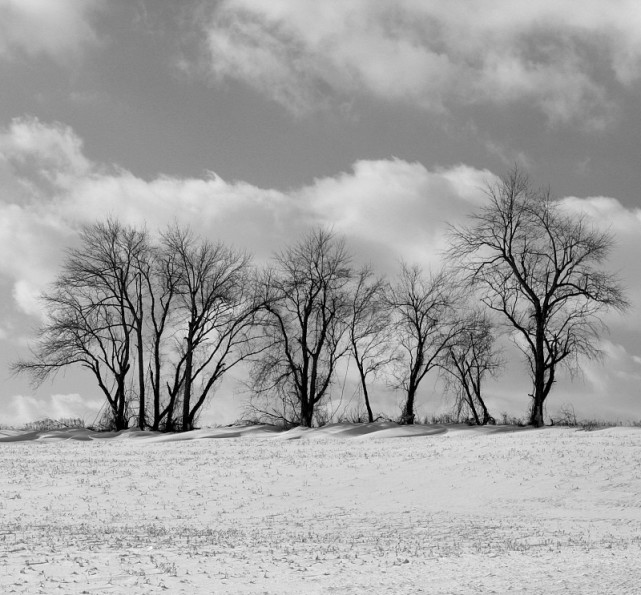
[1,2,641,594]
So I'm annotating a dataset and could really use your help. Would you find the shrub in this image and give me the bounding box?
[499,412,527,426]
[22,417,85,431]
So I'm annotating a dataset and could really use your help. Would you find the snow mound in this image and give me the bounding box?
[0,421,551,443]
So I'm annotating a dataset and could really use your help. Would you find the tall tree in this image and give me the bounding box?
[249,228,353,427]
[140,238,181,430]
[120,226,151,430]
[348,266,394,423]
[13,220,148,430]
[448,166,628,426]
[162,226,263,432]
[439,310,502,425]
[14,220,264,433]
[387,263,462,425]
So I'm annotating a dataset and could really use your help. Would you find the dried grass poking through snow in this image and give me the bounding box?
[1,424,640,593]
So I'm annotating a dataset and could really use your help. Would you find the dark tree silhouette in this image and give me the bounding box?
[248,228,352,427]
[448,167,629,426]
[140,238,181,430]
[14,220,264,433]
[387,263,463,425]
[13,220,147,430]
[161,226,264,432]
[348,266,394,423]
[439,310,502,425]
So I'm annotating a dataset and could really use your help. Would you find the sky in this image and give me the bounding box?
[1,0,641,426]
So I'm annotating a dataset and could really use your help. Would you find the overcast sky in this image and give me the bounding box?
[1,0,641,426]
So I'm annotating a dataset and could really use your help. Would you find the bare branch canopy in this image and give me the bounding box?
[448,166,629,426]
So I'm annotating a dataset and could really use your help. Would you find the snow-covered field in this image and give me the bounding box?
[1,422,640,594]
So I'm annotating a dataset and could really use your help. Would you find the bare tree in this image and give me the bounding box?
[13,220,148,430]
[14,220,265,433]
[439,310,502,425]
[161,226,264,432]
[348,266,395,423]
[448,166,629,426]
[140,238,181,430]
[387,263,463,425]
[121,227,151,430]
[248,228,353,427]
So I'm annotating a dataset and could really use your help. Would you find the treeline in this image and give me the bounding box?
[14,167,628,430]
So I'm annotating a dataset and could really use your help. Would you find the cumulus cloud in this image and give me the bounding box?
[2,116,640,319]
[199,0,641,125]
[560,195,641,333]
[0,393,104,428]
[550,339,641,420]
[0,117,493,318]
[1,116,640,421]
[0,0,104,62]
[300,161,493,270]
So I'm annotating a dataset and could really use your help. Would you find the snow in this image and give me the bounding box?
[1,423,640,593]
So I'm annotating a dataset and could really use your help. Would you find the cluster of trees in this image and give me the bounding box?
[14,167,628,430]
[15,223,265,431]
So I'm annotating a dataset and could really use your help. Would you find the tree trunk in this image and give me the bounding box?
[473,384,492,425]
[355,362,374,423]
[114,383,128,431]
[137,334,145,430]
[115,410,127,431]
[300,399,314,428]
[362,384,374,424]
[479,398,493,425]
[529,365,546,427]
[402,388,416,425]
[530,396,545,427]
[469,399,481,425]
[164,400,177,432]
[182,347,193,432]
[462,382,481,425]
[529,322,546,427]
[151,354,161,431]
[187,410,197,433]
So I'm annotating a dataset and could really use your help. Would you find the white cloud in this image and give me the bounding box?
[3,116,640,319]
[560,195,641,233]
[0,393,104,428]
[551,339,641,420]
[300,160,493,271]
[199,0,641,125]
[0,116,91,199]
[0,0,104,62]
[0,117,493,317]
[0,202,71,317]
[1,117,640,421]
[12,280,43,318]
[560,195,641,333]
